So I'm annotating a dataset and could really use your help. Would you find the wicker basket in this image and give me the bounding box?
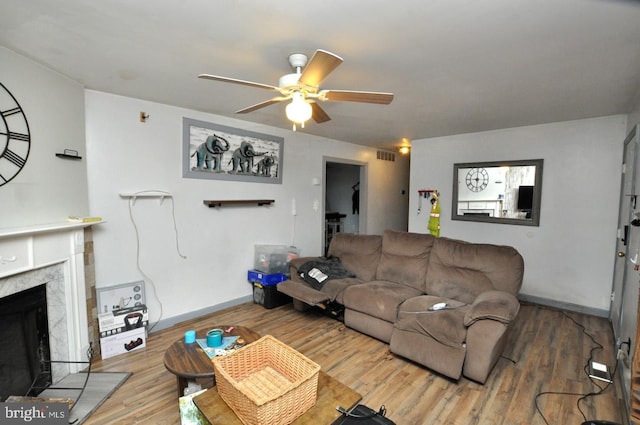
[213,335,320,425]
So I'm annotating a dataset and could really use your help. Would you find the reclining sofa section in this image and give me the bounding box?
[278,230,524,384]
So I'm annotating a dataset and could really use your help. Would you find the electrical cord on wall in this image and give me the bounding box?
[534,310,618,425]
[127,190,187,331]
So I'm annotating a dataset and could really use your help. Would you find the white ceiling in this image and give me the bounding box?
[2,0,640,150]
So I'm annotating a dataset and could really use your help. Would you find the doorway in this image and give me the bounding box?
[324,159,366,254]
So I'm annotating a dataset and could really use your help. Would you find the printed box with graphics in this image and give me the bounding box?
[100,326,147,359]
[98,304,148,338]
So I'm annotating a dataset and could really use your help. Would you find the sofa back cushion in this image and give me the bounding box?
[375,230,435,291]
[327,233,382,281]
[425,237,524,304]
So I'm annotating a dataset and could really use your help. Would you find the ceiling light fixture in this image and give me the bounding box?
[397,138,412,155]
[397,146,411,155]
[285,91,312,131]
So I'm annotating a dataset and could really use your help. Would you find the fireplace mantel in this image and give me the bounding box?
[0,220,103,372]
[0,220,104,278]
[0,220,103,240]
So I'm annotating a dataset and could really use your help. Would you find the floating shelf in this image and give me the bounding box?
[120,192,172,205]
[203,199,274,208]
[55,149,82,160]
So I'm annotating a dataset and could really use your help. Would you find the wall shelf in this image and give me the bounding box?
[55,149,82,160]
[203,200,274,208]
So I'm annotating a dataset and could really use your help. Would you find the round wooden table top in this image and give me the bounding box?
[163,325,261,380]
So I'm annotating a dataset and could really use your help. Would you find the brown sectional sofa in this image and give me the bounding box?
[277,229,524,383]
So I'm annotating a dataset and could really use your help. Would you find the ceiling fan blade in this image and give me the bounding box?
[235,98,285,114]
[198,74,279,91]
[298,50,343,87]
[321,89,394,104]
[310,102,331,123]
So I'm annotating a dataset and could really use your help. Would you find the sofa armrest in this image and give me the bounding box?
[464,290,520,327]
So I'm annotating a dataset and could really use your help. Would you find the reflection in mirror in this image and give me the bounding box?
[452,159,543,226]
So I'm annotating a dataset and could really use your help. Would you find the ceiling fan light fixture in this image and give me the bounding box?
[199,49,394,131]
[286,92,312,131]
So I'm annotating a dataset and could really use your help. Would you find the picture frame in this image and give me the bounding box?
[183,117,284,184]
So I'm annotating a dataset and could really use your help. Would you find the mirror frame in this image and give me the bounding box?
[451,159,544,226]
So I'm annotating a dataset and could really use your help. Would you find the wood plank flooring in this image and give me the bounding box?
[84,302,626,425]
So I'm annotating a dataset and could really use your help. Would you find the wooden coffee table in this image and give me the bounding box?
[193,370,361,424]
[163,325,261,396]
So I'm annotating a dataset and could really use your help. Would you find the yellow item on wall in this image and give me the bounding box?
[427,191,440,237]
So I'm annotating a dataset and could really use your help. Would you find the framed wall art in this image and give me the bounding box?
[183,117,284,184]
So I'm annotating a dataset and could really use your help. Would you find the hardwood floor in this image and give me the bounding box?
[84,302,626,425]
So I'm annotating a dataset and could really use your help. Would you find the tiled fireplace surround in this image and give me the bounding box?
[0,223,100,383]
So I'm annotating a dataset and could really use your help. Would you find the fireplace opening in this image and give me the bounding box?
[0,284,51,401]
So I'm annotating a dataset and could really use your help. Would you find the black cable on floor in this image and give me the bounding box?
[534,310,617,425]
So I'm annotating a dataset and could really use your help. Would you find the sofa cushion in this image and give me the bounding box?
[375,230,435,291]
[322,278,365,304]
[343,281,423,323]
[425,237,524,304]
[395,295,469,348]
[327,233,382,281]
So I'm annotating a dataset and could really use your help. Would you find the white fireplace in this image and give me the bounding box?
[0,222,99,378]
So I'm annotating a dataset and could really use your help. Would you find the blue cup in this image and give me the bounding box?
[184,330,196,344]
[206,329,223,347]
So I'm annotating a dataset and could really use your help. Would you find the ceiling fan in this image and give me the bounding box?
[198,49,394,131]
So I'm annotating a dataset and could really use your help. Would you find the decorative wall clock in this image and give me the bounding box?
[466,167,489,192]
[0,82,31,187]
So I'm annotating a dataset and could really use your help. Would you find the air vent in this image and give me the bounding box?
[376,150,395,162]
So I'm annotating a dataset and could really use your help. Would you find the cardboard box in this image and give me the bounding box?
[98,304,148,338]
[100,326,147,359]
[96,281,146,314]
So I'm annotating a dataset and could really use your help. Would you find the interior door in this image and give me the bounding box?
[611,125,639,405]
[324,160,366,254]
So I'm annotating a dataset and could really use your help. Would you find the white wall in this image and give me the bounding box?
[367,154,410,232]
[85,91,409,326]
[409,116,628,312]
[0,48,89,227]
